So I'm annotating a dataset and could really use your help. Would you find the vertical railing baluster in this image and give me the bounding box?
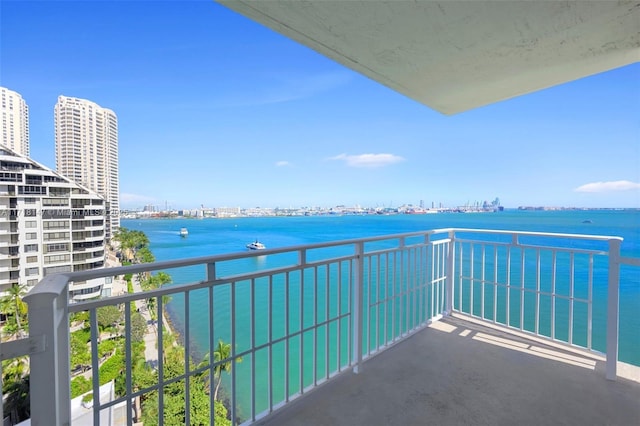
[184,291,191,426]
[481,244,486,319]
[125,301,133,426]
[493,244,498,324]
[520,247,525,331]
[231,281,237,425]
[90,307,100,425]
[458,242,463,314]
[470,243,475,316]
[569,253,575,344]
[606,239,621,380]
[506,241,512,328]
[325,264,330,380]
[352,241,364,373]
[337,262,342,372]
[206,263,215,425]
[251,278,256,421]
[268,274,273,413]
[285,272,290,401]
[587,254,594,350]
[157,295,164,426]
[536,249,541,335]
[313,266,318,385]
[551,251,557,341]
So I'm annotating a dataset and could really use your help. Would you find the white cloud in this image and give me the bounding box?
[329,153,405,168]
[275,161,291,167]
[574,180,640,193]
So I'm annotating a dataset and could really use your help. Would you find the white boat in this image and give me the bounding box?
[180,227,188,237]
[246,240,266,250]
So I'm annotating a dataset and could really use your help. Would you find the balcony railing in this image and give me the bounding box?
[1,228,638,425]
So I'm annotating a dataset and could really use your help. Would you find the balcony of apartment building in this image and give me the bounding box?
[1,228,639,425]
[3,2,639,425]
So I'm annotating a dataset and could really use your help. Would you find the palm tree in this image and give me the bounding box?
[2,284,27,337]
[199,339,242,401]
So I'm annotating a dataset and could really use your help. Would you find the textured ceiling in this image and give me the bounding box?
[218,1,640,114]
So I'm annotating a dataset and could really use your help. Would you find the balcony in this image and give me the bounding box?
[2,228,639,425]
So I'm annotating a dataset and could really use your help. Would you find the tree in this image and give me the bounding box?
[97,305,122,331]
[130,311,147,343]
[200,339,243,401]
[112,228,150,262]
[1,283,28,336]
[137,246,155,264]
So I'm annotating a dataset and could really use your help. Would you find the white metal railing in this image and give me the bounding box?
[1,228,635,425]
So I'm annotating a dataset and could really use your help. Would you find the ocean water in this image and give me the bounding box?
[122,209,639,416]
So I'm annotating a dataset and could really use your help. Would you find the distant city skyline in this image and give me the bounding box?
[1,1,638,209]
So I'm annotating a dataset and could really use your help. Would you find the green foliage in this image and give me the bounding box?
[99,350,124,386]
[1,283,28,335]
[113,227,150,262]
[140,271,172,292]
[3,375,30,423]
[70,332,91,371]
[98,338,118,359]
[70,311,90,324]
[130,311,147,343]
[96,305,122,330]
[137,246,155,264]
[140,344,231,426]
[72,327,91,344]
[199,339,243,401]
[71,376,92,398]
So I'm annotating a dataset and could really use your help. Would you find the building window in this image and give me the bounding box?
[24,244,38,253]
[45,254,70,264]
[27,279,39,286]
[25,220,37,228]
[25,232,37,240]
[43,265,72,276]
[26,256,38,263]
[45,243,69,253]
[26,267,39,276]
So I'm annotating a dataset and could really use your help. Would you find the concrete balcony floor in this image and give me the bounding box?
[260,314,640,426]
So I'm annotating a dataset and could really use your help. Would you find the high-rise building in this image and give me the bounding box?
[0,87,30,157]
[0,146,111,300]
[54,96,119,238]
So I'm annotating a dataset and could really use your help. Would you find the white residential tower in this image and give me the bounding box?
[0,87,30,157]
[54,96,120,238]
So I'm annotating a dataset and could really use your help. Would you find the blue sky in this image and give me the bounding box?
[1,0,638,210]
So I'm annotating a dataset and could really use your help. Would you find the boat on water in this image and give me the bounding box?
[246,240,266,250]
[180,227,189,237]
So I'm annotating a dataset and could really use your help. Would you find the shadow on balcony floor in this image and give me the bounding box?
[259,314,640,426]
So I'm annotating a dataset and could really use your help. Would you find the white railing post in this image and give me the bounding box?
[444,230,455,315]
[606,238,621,380]
[23,275,71,425]
[352,241,364,373]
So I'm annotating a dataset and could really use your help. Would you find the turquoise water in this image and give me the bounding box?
[122,209,639,417]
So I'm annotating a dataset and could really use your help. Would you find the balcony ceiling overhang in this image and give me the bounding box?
[217,0,640,114]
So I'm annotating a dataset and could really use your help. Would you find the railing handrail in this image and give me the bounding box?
[28,228,625,301]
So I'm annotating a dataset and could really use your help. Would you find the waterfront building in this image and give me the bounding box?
[54,95,120,239]
[0,87,30,157]
[0,146,111,300]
